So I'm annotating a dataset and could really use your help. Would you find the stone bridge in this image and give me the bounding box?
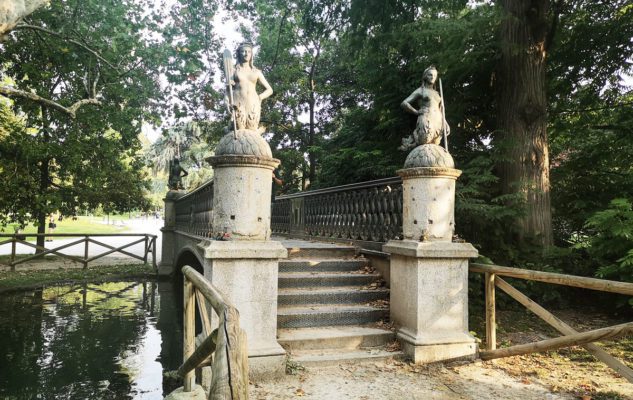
[159,138,478,381]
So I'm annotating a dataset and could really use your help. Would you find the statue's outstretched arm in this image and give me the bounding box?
[401,89,420,115]
[257,71,273,101]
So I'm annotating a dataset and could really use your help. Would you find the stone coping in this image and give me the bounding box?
[397,328,477,346]
[198,239,288,259]
[206,154,280,169]
[396,167,462,180]
[382,240,478,258]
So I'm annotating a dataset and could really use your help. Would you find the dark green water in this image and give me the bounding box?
[0,280,183,399]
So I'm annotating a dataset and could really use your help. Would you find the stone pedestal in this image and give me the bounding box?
[383,241,478,363]
[159,190,185,276]
[384,144,478,363]
[202,130,287,380]
[199,240,287,379]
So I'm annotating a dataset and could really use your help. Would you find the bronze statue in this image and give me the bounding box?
[400,66,450,150]
[168,158,188,190]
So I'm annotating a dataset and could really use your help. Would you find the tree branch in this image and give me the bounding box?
[269,8,291,71]
[0,86,101,118]
[13,24,120,71]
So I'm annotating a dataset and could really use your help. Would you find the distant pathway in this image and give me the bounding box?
[0,218,163,269]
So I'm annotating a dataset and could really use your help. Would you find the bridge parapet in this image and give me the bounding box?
[174,179,214,237]
[271,177,403,251]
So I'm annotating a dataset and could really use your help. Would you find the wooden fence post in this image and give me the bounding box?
[152,236,157,271]
[183,277,195,392]
[10,237,16,271]
[83,236,89,269]
[143,235,149,264]
[485,272,496,351]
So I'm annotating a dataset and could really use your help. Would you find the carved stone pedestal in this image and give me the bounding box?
[385,144,478,363]
[203,131,287,380]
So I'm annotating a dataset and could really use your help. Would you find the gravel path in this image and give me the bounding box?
[249,359,572,400]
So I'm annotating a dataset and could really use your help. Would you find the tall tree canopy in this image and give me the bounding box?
[224,0,632,259]
[0,0,178,247]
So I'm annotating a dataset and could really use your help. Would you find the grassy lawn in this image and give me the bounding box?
[1,215,131,237]
[0,263,156,292]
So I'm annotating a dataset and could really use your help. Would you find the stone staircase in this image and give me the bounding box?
[277,242,403,366]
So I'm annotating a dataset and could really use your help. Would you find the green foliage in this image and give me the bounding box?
[0,0,178,228]
[550,92,633,243]
[145,121,215,191]
[583,199,633,282]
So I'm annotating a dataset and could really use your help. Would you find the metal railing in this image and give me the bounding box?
[174,179,214,237]
[0,233,157,271]
[470,262,633,383]
[272,177,403,248]
[179,265,248,399]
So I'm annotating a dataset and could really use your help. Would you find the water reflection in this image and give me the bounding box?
[0,279,182,399]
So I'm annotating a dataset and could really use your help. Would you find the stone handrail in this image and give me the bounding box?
[271,177,403,248]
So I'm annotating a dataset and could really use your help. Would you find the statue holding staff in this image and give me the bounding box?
[400,66,450,150]
[223,42,273,134]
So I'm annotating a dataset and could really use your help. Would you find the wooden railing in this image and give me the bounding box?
[0,233,157,271]
[470,263,633,383]
[179,265,248,399]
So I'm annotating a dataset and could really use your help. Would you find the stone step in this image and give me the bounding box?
[279,259,369,273]
[278,287,389,306]
[278,326,395,352]
[287,348,404,367]
[277,305,388,328]
[278,272,381,289]
[284,242,357,259]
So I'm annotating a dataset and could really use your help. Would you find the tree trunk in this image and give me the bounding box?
[36,157,49,251]
[306,48,320,189]
[496,0,553,248]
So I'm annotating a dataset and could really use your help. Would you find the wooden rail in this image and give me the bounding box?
[0,233,157,271]
[179,265,248,399]
[470,262,633,383]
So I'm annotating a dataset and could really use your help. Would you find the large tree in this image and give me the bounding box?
[495,0,558,248]
[0,0,173,248]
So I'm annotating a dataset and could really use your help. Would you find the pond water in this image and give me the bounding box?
[0,279,183,399]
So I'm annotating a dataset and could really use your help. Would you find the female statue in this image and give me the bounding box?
[229,42,273,133]
[400,66,449,149]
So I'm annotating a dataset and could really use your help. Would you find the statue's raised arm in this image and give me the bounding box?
[400,66,449,151]
[231,42,273,134]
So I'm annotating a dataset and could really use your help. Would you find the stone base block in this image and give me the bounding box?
[400,338,477,364]
[384,240,478,364]
[249,353,287,381]
[200,239,288,381]
[397,329,477,364]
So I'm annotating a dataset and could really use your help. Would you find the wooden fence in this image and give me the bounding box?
[0,233,157,271]
[470,262,633,383]
[179,265,248,399]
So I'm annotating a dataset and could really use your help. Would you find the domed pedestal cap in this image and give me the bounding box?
[404,144,454,168]
[215,130,273,158]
